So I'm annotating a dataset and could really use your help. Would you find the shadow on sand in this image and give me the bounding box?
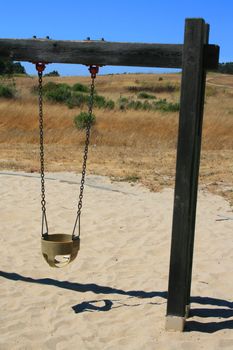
[1,270,232,333]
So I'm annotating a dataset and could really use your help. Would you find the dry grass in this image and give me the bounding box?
[0,73,232,207]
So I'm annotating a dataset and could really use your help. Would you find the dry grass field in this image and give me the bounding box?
[0,72,232,206]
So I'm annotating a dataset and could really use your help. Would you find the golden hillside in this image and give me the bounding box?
[0,72,232,206]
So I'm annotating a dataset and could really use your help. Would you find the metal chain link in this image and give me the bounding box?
[72,74,96,239]
[38,69,48,237]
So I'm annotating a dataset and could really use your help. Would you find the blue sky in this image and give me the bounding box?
[1,0,232,75]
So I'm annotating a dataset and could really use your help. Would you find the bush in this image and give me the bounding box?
[142,101,152,110]
[218,62,233,74]
[44,83,71,102]
[118,97,129,104]
[153,99,179,112]
[0,59,26,75]
[166,102,180,112]
[72,83,89,93]
[138,92,156,99]
[32,81,115,110]
[94,94,106,108]
[117,96,129,110]
[127,82,179,94]
[67,92,90,108]
[127,100,143,110]
[44,70,60,77]
[105,99,115,109]
[43,81,59,92]
[32,82,71,96]
[117,95,178,112]
[0,84,15,98]
[74,112,96,130]
[32,81,65,93]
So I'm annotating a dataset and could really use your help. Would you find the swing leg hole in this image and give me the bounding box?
[42,253,72,268]
[41,234,80,268]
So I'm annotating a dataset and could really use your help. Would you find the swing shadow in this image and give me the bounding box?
[1,270,233,333]
[0,270,166,298]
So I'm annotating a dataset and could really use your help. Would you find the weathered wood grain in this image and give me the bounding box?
[0,38,218,69]
[166,18,208,323]
[185,23,210,312]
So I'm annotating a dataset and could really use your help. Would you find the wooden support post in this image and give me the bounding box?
[185,23,210,315]
[166,18,209,331]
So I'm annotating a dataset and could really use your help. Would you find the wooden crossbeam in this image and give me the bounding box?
[0,38,219,69]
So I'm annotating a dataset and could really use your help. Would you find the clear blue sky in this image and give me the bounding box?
[1,0,232,76]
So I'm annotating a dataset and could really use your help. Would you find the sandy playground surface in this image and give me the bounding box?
[0,171,233,349]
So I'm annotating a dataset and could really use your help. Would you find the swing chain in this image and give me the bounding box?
[36,62,48,237]
[72,65,99,239]
[35,62,98,239]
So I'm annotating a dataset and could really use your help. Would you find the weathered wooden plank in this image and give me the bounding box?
[185,23,210,313]
[0,39,183,68]
[204,43,219,70]
[166,18,208,325]
[0,38,218,69]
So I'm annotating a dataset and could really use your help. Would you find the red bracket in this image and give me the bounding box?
[35,62,46,73]
[89,65,99,79]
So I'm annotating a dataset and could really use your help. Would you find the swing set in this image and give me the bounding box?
[0,18,219,331]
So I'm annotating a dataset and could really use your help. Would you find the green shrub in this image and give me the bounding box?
[31,81,71,103]
[72,83,89,93]
[31,82,54,95]
[0,84,15,98]
[117,95,178,112]
[153,99,179,112]
[117,96,129,110]
[165,102,180,112]
[118,97,129,104]
[119,103,126,111]
[44,70,60,77]
[45,83,71,102]
[142,101,152,110]
[104,99,115,109]
[127,100,143,110]
[43,81,59,92]
[74,112,96,130]
[127,82,179,94]
[32,81,69,95]
[119,175,141,183]
[67,92,89,108]
[0,59,26,75]
[32,81,115,110]
[138,92,156,99]
[94,94,106,108]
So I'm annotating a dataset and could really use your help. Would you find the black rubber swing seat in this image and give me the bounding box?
[41,234,80,268]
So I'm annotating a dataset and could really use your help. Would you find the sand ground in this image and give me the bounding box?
[0,171,233,349]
